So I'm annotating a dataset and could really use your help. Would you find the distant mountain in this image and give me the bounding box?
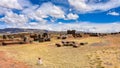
[1,28,119,34]
[0,28,49,34]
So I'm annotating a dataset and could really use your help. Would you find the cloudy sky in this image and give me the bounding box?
[0,0,120,33]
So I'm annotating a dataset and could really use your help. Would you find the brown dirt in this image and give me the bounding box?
[104,35,120,46]
[0,51,31,68]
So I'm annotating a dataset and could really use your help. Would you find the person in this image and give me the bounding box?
[38,58,42,65]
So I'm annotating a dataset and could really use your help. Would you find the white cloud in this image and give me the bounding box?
[58,22,63,24]
[22,2,65,24]
[0,0,22,9]
[49,23,120,33]
[107,11,120,16]
[0,11,28,25]
[6,22,120,33]
[68,0,120,13]
[18,0,32,8]
[0,7,10,15]
[0,2,66,27]
[0,0,32,15]
[67,13,79,20]
[0,1,120,33]
[29,22,39,26]
[23,2,65,19]
[39,2,65,19]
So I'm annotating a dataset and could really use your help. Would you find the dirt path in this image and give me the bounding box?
[0,51,31,68]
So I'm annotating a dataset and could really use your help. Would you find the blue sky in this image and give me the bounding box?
[0,0,120,33]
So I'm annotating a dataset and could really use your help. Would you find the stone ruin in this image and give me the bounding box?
[67,30,85,38]
[67,30,76,35]
[38,33,51,42]
[30,33,51,42]
[55,41,88,48]
[0,33,33,46]
[0,32,51,46]
[57,34,67,39]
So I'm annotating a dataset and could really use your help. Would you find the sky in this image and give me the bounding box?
[0,0,120,33]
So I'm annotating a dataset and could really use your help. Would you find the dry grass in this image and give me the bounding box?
[0,37,120,68]
[86,47,120,68]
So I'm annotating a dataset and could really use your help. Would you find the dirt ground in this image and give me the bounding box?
[0,35,120,68]
[0,51,31,68]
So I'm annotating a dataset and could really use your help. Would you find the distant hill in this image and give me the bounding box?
[0,28,67,35]
[0,28,49,34]
[0,28,119,34]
